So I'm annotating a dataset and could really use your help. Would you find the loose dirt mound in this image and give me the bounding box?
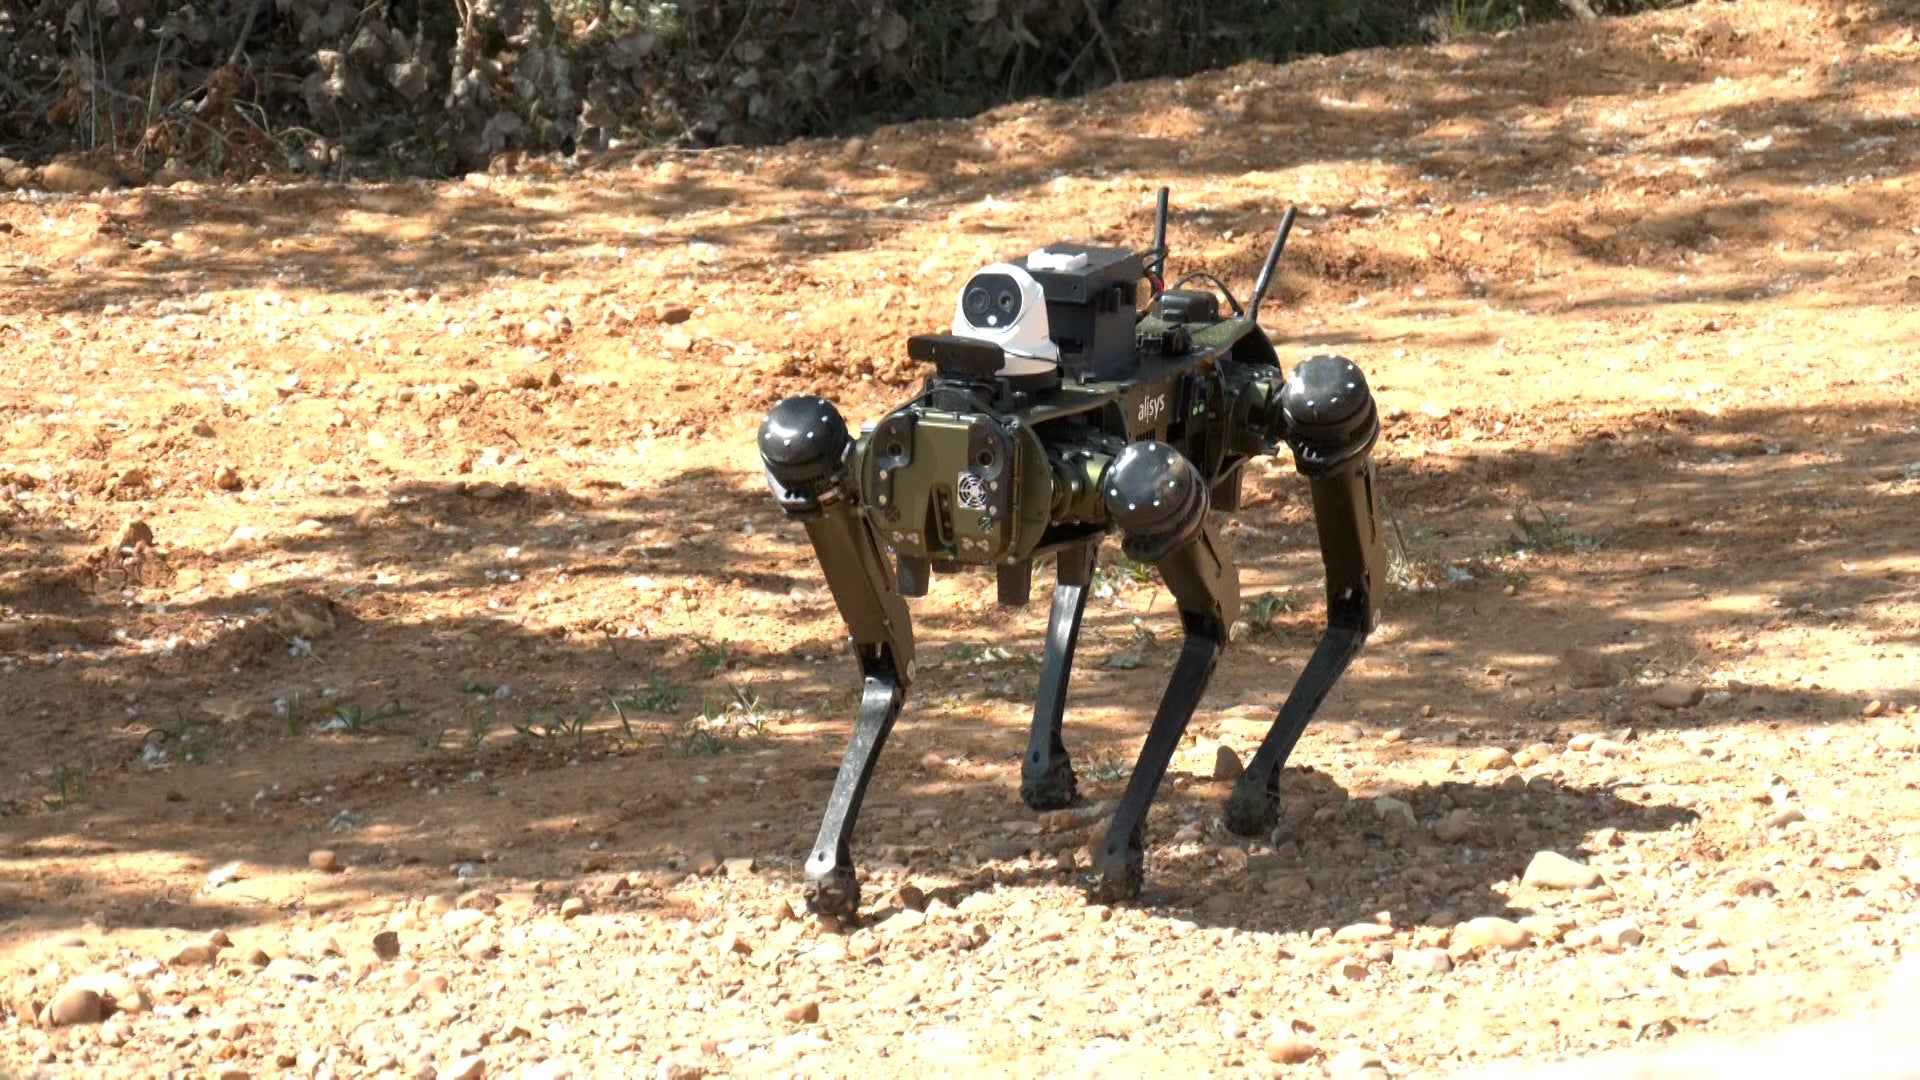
[2,2,1918,1077]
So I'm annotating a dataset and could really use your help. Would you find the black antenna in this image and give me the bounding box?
[1148,186,1170,281]
[1246,205,1299,326]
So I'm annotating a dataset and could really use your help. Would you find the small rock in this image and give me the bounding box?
[1372,796,1416,828]
[214,464,244,491]
[559,897,589,919]
[1876,727,1917,752]
[372,931,401,960]
[243,947,270,967]
[1765,807,1806,830]
[1393,947,1452,976]
[523,318,556,344]
[657,304,693,325]
[44,986,103,1026]
[439,1053,485,1080]
[1561,647,1621,688]
[1452,916,1531,952]
[1672,950,1731,978]
[1329,1048,1386,1079]
[308,849,341,873]
[216,1068,250,1080]
[116,520,154,550]
[41,160,116,194]
[722,856,757,877]
[423,894,457,916]
[169,940,221,967]
[1432,808,1475,843]
[1649,680,1705,709]
[263,957,318,983]
[1212,743,1245,781]
[1334,922,1394,943]
[781,999,820,1024]
[1523,850,1604,890]
[442,909,488,931]
[1264,1031,1317,1064]
[1863,699,1885,718]
[1587,737,1629,757]
[1567,732,1598,752]
[1464,746,1513,772]
[694,851,722,876]
[1596,919,1644,950]
[461,936,498,962]
[62,972,146,1014]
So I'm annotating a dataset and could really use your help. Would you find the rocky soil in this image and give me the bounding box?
[3,1,1920,1077]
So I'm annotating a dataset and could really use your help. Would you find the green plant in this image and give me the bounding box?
[613,677,682,714]
[413,722,449,750]
[513,711,591,747]
[1502,501,1615,555]
[694,638,733,676]
[1080,754,1131,784]
[48,756,96,807]
[1242,590,1301,636]
[465,711,492,751]
[457,674,500,696]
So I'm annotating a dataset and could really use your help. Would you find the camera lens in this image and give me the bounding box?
[964,287,991,317]
[996,290,1016,313]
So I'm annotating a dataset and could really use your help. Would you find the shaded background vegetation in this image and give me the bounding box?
[0,0,1677,178]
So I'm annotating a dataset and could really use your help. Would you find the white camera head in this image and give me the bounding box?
[951,263,1058,363]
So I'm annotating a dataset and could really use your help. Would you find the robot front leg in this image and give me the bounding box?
[1087,443,1239,902]
[1225,355,1387,837]
[1021,538,1100,811]
[759,396,916,919]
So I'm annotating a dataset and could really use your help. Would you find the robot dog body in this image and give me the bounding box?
[759,191,1387,915]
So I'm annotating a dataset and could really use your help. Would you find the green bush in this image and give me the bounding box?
[0,0,1681,179]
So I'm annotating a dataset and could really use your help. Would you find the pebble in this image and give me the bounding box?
[440,1053,486,1080]
[309,849,341,873]
[1596,919,1644,950]
[1452,917,1531,952]
[44,986,103,1026]
[373,931,401,959]
[1765,807,1806,830]
[1649,680,1705,709]
[1877,727,1917,752]
[1863,699,1885,718]
[214,464,244,491]
[1673,950,1732,978]
[169,940,221,966]
[1587,737,1629,757]
[1212,744,1245,781]
[1433,808,1475,843]
[1372,796,1416,828]
[560,897,590,919]
[62,972,146,1014]
[1394,947,1453,976]
[1523,850,1604,890]
[1464,746,1513,771]
[722,856,757,877]
[781,999,821,1024]
[1334,922,1395,943]
[443,909,489,931]
[264,958,318,983]
[424,894,457,916]
[1264,1031,1317,1064]
[524,318,556,343]
[216,1068,251,1080]
[1329,1048,1387,1079]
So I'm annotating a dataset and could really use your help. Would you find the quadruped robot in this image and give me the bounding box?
[758,189,1387,916]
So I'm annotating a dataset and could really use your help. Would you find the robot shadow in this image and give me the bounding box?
[855,765,1697,937]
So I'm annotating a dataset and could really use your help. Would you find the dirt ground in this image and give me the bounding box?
[3,1,1920,1077]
